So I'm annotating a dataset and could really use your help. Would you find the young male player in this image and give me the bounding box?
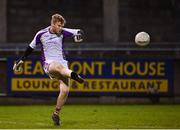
[13,13,84,126]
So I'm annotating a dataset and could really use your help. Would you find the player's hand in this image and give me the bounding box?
[74,29,84,42]
[13,60,24,72]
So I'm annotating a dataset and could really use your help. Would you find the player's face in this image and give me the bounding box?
[52,21,64,34]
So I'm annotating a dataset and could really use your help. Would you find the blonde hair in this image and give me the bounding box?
[51,13,66,25]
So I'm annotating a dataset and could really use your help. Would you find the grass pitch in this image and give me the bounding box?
[0,104,180,129]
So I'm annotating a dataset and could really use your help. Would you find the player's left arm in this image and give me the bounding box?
[62,28,84,42]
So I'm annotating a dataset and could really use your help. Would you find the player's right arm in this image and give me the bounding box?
[13,46,34,72]
[13,32,40,72]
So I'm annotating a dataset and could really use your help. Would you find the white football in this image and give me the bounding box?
[135,32,150,46]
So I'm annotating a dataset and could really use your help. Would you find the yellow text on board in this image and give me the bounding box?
[12,78,168,92]
[70,79,168,92]
[12,78,59,91]
[13,60,166,77]
[14,61,44,75]
[112,61,165,76]
[14,61,106,76]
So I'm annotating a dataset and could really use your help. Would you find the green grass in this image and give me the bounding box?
[0,104,180,129]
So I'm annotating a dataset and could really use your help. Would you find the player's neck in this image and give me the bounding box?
[49,27,56,34]
[49,27,62,35]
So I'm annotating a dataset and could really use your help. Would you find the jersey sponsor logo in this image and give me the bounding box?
[49,36,58,40]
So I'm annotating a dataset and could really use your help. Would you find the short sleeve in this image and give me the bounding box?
[29,31,47,49]
[29,35,37,49]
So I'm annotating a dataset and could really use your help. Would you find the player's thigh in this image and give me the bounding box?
[48,61,66,78]
[49,61,65,73]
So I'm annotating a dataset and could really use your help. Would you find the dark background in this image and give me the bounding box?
[4,0,180,43]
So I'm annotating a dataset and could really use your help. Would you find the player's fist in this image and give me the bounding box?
[74,29,84,42]
[13,60,24,72]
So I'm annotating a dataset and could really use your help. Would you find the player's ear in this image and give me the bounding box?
[51,20,55,26]
[50,19,53,25]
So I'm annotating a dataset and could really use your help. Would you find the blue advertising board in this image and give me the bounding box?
[7,57,174,96]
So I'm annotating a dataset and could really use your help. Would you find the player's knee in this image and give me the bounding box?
[60,86,70,94]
